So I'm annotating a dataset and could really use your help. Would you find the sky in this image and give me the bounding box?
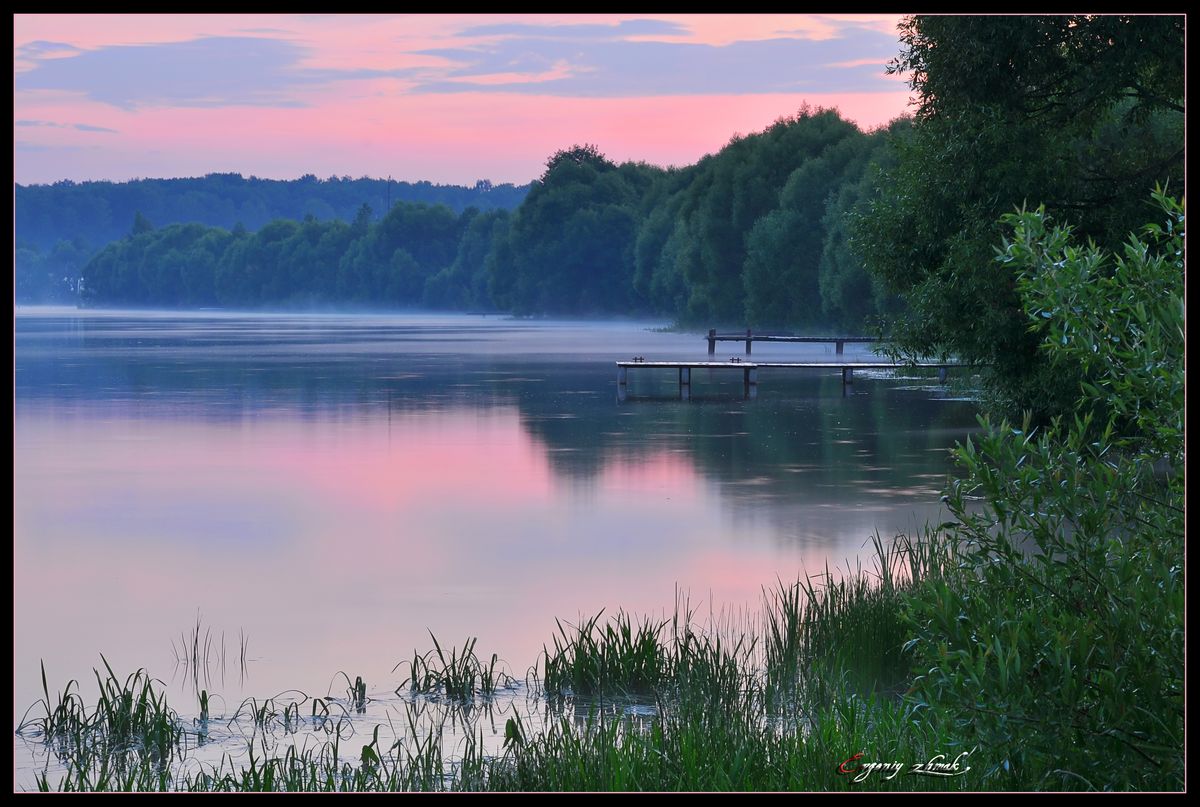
[13,14,913,186]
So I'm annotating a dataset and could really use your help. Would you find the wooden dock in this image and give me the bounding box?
[617,361,758,400]
[617,360,967,399]
[706,329,882,355]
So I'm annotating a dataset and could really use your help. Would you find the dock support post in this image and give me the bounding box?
[618,366,627,386]
[842,366,854,396]
[744,366,758,394]
[679,367,690,390]
[836,340,844,355]
[938,366,948,383]
[745,328,752,355]
[707,329,716,355]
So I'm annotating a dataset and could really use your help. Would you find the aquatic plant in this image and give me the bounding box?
[397,633,514,701]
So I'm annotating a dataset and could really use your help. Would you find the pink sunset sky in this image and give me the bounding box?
[13,14,913,186]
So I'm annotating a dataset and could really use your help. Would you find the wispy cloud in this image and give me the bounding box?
[15,119,119,133]
[75,123,120,133]
[15,18,899,109]
[15,36,315,109]
[14,34,430,109]
[12,15,910,185]
[457,19,687,39]
[412,31,897,96]
[17,140,80,152]
[15,39,83,60]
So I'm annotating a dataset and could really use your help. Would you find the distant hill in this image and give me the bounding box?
[15,173,531,303]
[16,173,530,251]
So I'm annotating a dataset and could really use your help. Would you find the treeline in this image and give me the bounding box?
[15,173,530,303]
[79,107,898,330]
[853,15,1184,420]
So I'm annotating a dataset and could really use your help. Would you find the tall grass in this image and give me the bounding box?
[540,611,670,698]
[171,614,249,692]
[476,691,966,792]
[19,655,185,791]
[22,531,979,792]
[784,529,959,703]
[397,633,513,700]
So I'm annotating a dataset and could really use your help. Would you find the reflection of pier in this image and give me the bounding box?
[616,360,967,400]
[706,329,882,356]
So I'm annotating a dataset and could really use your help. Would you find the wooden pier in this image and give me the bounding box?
[617,361,758,400]
[617,360,966,399]
[706,329,882,355]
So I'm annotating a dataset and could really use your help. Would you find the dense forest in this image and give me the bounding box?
[14,174,529,303]
[55,106,901,332]
[854,15,1184,420]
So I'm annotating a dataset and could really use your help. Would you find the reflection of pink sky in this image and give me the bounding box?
[14,406,903,715]
[593,450,698,498]
[264,411,555,511]
[15,13,910,184]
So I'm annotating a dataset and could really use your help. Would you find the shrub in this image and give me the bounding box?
[903,190,1184,789]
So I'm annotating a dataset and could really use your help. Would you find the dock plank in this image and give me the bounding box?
[617,361,757,368]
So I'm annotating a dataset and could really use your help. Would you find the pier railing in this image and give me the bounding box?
[706,329,882,355]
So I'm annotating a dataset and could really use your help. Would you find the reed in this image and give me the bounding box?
[540,611,670,697]
[22,531,979,792]
[396,633,513,700]
[19,655,185,792]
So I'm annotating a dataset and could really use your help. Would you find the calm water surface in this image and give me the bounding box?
[13,308,979,785]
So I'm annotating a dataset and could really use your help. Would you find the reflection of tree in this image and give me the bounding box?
[17,322,979,512]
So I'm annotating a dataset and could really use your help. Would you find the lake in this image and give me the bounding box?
[13,308,979,786]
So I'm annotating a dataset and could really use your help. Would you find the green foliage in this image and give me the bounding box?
[15,237,90,303]
[742,113,870,327]
[17,173,528,252]
[337,202,461,306]
[18,175,530,305]
[503,146,657,314]
[891,16,1182,126]
[817,120,908,330]
[855,14,1183,421]
[423,208,511,310]
[73,109,893,330]
[18,656,183,772]
[541,611,670,698]
[398,633,513,701]
[999,189,1185,459]
[785,531,958,705]
[479,693,960,792]
[641,106,883,327]
[83,223,233,307]
[130,211,154,236]
[902,192,1184,789]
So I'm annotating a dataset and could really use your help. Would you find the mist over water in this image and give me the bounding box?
[14,308,979,780]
